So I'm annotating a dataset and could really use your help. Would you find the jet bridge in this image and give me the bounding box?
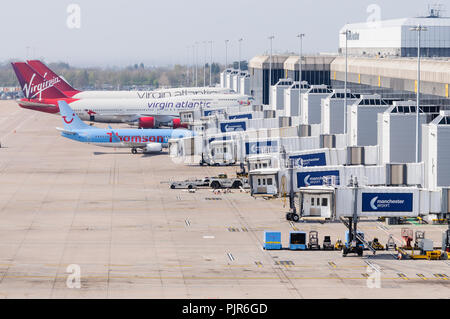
[297,178,440,256]
[298,183,441,221]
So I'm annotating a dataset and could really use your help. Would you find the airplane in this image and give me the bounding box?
[57,100,193,154]
[26,59,234,99]
[12,62,252,128]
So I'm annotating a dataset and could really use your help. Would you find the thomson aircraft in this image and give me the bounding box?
[57,100,193,154]
[27,59,234,99]
[12,62,252,128]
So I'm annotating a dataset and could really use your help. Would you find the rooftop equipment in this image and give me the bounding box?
[321,89,360,135]
[378,101,439,164]
[301,85,333,125]
[271,78,293,111]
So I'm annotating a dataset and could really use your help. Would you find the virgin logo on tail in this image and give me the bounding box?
[62,114,75,124]
[22,73,61,100]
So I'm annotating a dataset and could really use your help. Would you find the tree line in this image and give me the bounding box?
[0,60,239,89]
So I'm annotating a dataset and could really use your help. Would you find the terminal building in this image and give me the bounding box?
[232,11,450,107]
[168,9,450,236]
[338,9,450,57]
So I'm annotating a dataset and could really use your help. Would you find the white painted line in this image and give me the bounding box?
[364,260,381,272]
[203,235,215,239]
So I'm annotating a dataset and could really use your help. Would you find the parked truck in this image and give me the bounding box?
[206,174,249,189]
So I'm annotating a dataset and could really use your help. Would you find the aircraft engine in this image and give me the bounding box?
[172,118,188,129]
[144,143,162,153]
[138,117,155,128]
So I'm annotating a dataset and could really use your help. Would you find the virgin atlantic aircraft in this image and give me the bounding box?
[27,59,234,99]
[12,62,252,128]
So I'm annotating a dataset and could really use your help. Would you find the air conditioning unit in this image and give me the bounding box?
[320,134,336,148]
[447,189,450,213]
[278,116,292,127]
[298,124,311,137]
[183,137,195,156]
[253,104,264,112]
[347,146,365,165]
[440,187,450,214]
[264,110,276,118]
[386,163,407,186]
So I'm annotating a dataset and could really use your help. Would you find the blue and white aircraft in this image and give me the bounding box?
[57,100,193,154]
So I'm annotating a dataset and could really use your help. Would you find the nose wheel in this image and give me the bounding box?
[131,148,138,154]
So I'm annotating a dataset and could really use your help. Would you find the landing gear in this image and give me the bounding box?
[286,213,299,222]
[131,148,138,154]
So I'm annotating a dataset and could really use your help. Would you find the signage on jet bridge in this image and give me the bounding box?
[203,109,224,116]
[289,152,326,167]
[229,113,252,120]
[297,170,340,187]
[220,121,246,132]
[245,140,278,155]
[208,136,230,143]
[361,193,413,212]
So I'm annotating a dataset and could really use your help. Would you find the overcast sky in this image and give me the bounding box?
[0,0,436,67]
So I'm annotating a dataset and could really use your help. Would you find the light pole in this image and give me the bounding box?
[341,29,350,136]
[410,25,428,163]
[195,42,199,87]
[238,38,243,71]
[186,45,190,86]
[203,41,207,87]
[191,45,195,85]
[297,33,305,117]
[268,35,275,105]
[225,40,229,70]
[209,40,213,86]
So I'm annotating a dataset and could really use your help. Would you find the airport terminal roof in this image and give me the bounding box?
[248,55,290,69]
[331,56,450,84]
[249,55,336,70]
[340,16,450,32]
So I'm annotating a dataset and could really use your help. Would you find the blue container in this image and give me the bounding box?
[289,231,307,250]
[263,231,282,250]
[345,230,365,248]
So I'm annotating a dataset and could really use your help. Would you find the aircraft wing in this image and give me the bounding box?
[56,127,77,135]
[120,141,148,148]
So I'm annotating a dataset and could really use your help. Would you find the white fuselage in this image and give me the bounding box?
[68,93,251,123]
[71,87,234,99]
